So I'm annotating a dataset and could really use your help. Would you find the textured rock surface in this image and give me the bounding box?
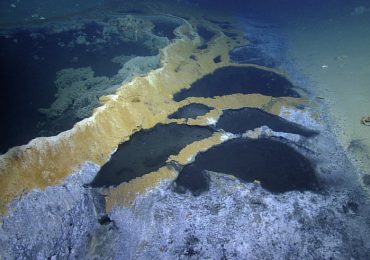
[0,163,112,259]
[1,114,370,259]
[110,174,370,259]
[105,109,370,259]
[2,157,370,259]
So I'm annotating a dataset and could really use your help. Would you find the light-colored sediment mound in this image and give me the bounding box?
[0,5,304,214]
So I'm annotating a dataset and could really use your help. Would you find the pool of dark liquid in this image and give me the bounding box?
[168,103,213,120]
[0,22,153,154]
[90,123,214,187]
[173,66,300,102]
[216,108,318,137]
[197,26,216,41]
[230,45,276,67]
[223,31,239,39]
[208,19,234,30]
[174,138,318,195]
[213,55,222,63]
[151,16,183,40]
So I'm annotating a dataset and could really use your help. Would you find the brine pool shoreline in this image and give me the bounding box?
[1,2,370,259]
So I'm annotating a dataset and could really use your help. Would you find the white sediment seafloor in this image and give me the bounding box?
[279,106,322,131]
[0,162,106,259]
[2,135,370,259]
[243,126,302,143]
[206,117,218,126]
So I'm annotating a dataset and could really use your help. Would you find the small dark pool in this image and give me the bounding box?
[197,26,216,41]
[224,31,239,39]
[216,108,318,137]
[168,103,213,120]
[230,45,276,67]
[151,17,182,40]
[174,138,318,195]
[91,123,214,187]
[213,55,222,63]
[173,66,300,102]
[208,19,234,30]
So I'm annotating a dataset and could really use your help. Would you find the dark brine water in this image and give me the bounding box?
[0,24,152,153]
[174,137,318,195]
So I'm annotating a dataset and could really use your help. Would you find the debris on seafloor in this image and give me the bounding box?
[361,116,370,126]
